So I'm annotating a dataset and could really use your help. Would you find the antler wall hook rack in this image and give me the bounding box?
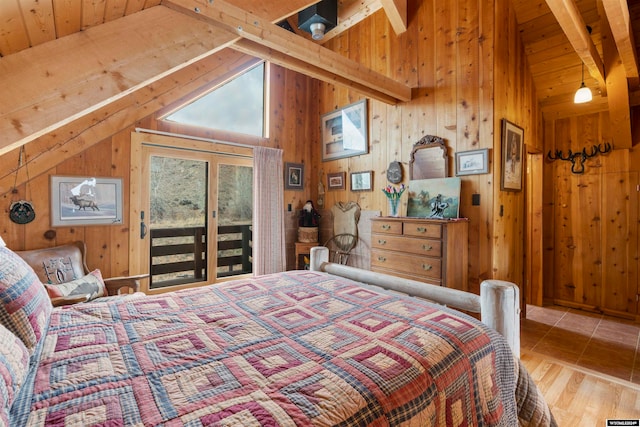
[546,142,612,174]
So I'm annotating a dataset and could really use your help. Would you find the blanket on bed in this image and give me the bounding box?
[11,270,554,426]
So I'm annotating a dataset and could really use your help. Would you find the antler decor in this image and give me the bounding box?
[546,142,612,174]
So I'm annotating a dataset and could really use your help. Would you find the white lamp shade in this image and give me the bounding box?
[574,84,592,104]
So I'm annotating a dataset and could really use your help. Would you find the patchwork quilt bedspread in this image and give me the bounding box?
[11,270,554,426]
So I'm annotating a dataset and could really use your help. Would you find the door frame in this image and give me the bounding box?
[525,152,544,307]
[129,131,253,294]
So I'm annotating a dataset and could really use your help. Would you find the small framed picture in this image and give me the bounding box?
[350,171,372,191]
[455,148,489,176]
[327,172,346,190]
[285,162,304,190]
[501,119,524,191]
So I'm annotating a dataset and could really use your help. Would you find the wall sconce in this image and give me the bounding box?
[298,0,338,41]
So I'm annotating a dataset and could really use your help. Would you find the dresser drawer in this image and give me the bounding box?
[402,222,442,238]
[371,234,442,257]
[371,249,442,280]
[371,220,402,234]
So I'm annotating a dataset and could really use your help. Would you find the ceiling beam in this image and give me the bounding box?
[232,39,399,104]
[544,0,607,94]
[321,0,383,43]
[0,50,258,194]
[0,7,237,155]
[601,0,639,88]
[163,0,411,103]
[600,3,632,149]
[379,0,407,35]
[0,1,320,154]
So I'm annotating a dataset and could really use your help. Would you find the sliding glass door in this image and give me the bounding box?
[130,132,253,293]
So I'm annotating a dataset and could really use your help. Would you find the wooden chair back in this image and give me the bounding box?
[16,241,90,285]
[15,241,145,305]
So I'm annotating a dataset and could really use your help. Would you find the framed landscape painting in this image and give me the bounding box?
[406,177,461,219]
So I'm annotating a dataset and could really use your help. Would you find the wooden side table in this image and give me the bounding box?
[294,242,316,269]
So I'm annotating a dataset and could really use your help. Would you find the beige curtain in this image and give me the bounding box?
[253,146,286,275]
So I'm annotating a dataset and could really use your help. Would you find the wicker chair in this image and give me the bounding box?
[322,233,357,265]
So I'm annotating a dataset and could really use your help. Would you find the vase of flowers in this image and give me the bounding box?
[382,184,406,217]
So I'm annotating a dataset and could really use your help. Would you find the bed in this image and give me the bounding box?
[0,245,555,426]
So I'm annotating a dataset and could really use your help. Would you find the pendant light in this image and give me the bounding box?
[574,25,593,104]
[574,61,592,104]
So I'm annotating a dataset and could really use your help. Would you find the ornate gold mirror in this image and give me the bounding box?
[409,135,448,179]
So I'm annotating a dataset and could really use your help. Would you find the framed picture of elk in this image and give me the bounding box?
[50,176,123,226]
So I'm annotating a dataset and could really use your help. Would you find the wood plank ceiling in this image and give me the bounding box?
[0,0,638,146]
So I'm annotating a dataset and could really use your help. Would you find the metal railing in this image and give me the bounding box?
[149,224,252,288]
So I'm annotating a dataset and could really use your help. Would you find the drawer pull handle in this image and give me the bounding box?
[422,264,432,271]
[378,239,387,245]
[417,227,427,233]
[377,256,387,262]
[422,244,433,251]
[381,224,391,230]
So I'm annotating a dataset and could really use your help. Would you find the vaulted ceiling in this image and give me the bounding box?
[0,0,638,152]
[512,0,639,123]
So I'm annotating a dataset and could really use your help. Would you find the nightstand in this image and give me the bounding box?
[294,242,317,269]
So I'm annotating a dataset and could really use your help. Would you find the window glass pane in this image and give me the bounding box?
[217,164,253,277]
[149,156,207,288]
[164,63,264,137]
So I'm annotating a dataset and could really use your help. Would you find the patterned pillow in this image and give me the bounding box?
[44,269,106,301]
[0,324,30,427]
[0,246,52,353]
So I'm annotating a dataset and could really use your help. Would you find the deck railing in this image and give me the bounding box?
[149,224,252,288]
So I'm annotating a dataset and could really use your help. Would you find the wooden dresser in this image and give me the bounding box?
[370,217,469,290]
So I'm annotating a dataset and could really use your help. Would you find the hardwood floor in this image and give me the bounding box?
[521,305,640,425]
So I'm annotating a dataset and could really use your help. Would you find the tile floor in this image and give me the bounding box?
[522,304,640,384]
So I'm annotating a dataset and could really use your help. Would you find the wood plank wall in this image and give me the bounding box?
[0,0,539,298]
[543,112,640,319]
[313,0,539,295]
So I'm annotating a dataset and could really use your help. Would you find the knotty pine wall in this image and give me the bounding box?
[544,112,640,318]
[1,0,540,299]
[311,0,540,295]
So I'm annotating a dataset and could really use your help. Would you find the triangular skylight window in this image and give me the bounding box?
[164,63,265,137]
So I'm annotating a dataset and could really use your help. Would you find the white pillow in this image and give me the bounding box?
[44,269,106,301]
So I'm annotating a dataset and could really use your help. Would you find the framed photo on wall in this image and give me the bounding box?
[321,99,368,161]
[284,162,304,190]
[350,171,372,191]
[455,148,489,176]
[50,176,123,226]
[501,119,524,191]
[327,172,346,190]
